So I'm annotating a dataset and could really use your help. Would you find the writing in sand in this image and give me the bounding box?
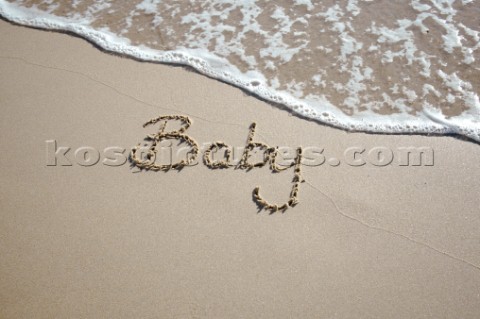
[130,115,305,213]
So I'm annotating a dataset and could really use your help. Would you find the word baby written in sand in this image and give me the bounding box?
[130,115,304,213]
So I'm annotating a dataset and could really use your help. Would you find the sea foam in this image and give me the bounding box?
[1,0,479,141]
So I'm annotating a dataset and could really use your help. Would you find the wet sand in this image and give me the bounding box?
[1,20,480,318]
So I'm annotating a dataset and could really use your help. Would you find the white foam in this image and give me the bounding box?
[0,0,479,142]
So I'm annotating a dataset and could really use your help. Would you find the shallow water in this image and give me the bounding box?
[1,0,479,140]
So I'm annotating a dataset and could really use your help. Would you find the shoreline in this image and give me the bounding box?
[1,3,478,142]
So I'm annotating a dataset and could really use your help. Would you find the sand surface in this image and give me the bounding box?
[1,20,480,318]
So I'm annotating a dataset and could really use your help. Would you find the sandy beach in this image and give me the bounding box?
[1,19,480,318]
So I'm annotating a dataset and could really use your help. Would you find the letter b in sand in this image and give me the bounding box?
[131,115,199,171]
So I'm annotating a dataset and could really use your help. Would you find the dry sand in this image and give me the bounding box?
[1,20,480,318]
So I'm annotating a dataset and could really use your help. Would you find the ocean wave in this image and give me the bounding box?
[1,0,479,141]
